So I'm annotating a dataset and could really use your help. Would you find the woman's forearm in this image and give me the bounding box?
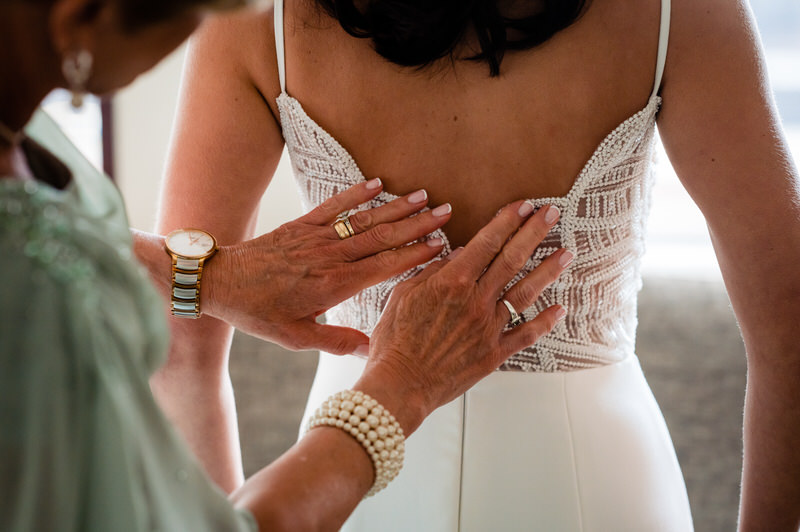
[231,426,374,532]
[712,232,800,530]
[132,228,245,491]
[739,357,800,531]
[151,318,243,492]
[229,369,419,531]
[707,225,800,530]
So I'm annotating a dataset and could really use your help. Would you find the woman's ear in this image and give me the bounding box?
[48,0,108,55]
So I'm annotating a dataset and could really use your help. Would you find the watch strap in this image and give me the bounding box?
[170,257,206,318]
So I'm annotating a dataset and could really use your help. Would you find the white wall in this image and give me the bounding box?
[113,45,302,234]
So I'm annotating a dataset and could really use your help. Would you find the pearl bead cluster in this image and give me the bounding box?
[305,389,405,497]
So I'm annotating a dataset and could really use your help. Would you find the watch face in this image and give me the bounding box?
[166,229,217,259]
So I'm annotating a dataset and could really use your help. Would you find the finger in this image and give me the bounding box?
[345,239,446,289]
[441,200,533,283]
[496,305,567,363]
[338,205,452,262]
[288,321,371,356]
[480,205,560,298]
[302,178,384,225]
[346,189,431,234]
[495,249,574,329]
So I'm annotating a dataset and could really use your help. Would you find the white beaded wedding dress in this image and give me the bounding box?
[275,0,694,529]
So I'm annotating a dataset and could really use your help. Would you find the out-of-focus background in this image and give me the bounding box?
[46,2,799,530]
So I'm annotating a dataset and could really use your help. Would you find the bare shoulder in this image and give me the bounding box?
[190,5,281,103]
[664,0,765,92]
[659,0,775,148]
[670,0,754,32]
[657,0,792,224]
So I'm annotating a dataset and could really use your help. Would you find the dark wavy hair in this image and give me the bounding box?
[315,0,588,76]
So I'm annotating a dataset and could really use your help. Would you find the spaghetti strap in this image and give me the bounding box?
[274,0,286,92]
[651,0,671,99]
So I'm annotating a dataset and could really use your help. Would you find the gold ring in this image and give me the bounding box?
[501,299,524,328]
[333,220,352,240]
[333,211,356,240]
[342,216,355,237]
[333,211,356,239]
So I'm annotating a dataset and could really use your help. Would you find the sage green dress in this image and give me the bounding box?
[0,111,257,532]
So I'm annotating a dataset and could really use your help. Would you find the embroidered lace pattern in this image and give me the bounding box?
[278,92,661,372]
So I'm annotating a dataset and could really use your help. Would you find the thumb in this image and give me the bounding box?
[291,321,371,357]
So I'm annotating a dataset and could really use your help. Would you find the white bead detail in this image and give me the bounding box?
[305,389,406,497]
[279,92,662,372]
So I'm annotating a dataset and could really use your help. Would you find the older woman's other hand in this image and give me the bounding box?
[355,201,571,434]
[204,178,451,356]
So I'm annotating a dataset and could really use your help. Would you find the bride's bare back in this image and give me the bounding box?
[255,0,662,246]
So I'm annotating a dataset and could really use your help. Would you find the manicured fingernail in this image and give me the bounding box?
[432,203,452,217]
[354,344,370,357]
[449,247,465,259]
[545,205,560,225]
[518,201,534,217]
[427,237,444,248]
[366,178,382,190]
[556,307,567,321]
[559,250,575,268]
[408,189,428,204]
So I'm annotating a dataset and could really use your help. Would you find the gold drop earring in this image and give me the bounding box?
[62,50,94,109]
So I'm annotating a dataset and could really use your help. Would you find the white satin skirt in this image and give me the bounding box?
[299,353,694,531]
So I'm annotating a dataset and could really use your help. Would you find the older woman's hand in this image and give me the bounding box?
[204,179,451,356]
[230,201,569,528]
[354,201,571,434]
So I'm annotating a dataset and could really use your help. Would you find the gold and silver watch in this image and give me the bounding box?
[164,228,218,318]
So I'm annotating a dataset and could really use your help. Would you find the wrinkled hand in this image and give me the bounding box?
[354,201,572,435]
[205,179,451,355]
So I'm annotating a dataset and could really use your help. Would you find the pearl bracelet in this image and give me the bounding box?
[305,389,406,497]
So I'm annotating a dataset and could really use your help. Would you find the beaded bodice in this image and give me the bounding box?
[273,0,670,373]
[279,93,659,372]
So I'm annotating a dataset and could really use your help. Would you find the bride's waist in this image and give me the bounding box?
[324,311,636,374]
